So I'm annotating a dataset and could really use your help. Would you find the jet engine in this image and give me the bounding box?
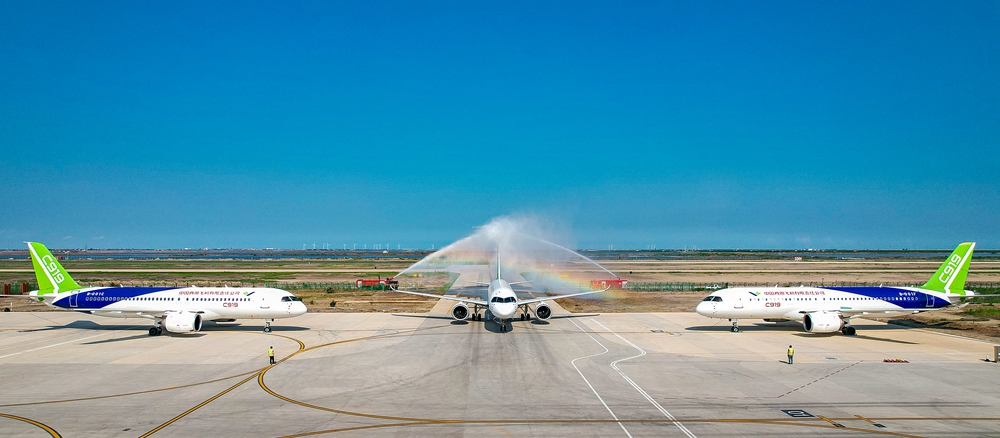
[802,312,843,333]
[450,303,470,321]
[163,311,204,333]
[533,302,552,321]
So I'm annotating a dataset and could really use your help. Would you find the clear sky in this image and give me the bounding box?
[1,1,997,250]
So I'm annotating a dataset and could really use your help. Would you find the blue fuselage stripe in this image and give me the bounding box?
[822,287,945,309]
[54,287,179,310]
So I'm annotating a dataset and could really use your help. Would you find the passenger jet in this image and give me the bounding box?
[696,242,985,335]
[4,242,307,336]
[391,253,609,332]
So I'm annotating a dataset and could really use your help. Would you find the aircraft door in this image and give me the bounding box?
[69,292,78,308]
[260,297,270,309]
[734,298,743,309]
[925,293,934,308]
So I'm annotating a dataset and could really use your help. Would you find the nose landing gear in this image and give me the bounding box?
[263,319,273,333]
[730,319,740,333]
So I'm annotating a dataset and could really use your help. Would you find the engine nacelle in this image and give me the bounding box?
[163,311,203,333]
[802,312,843,333]
[533,302,552,321]
[450,303,470,321]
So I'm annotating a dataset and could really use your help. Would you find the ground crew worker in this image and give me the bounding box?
[268,346,275,365]
[787,345,794,365]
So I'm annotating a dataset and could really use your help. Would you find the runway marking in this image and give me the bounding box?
[817,414,846,427]
[280,417,945,437]
[591,318,697,438]
[259,325,461,423]
[139,371,261,437]
[145,325,454,436]
[281,421,432,437]
[140,333,306,437]
[567,318,633,437]
[0,412,62,437]
[0,369,262,408]
[252,322,998,438]
[776,361,862,398]
[0,331,121,359]
[856,414,887,428]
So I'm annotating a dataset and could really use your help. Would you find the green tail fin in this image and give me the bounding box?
[922,242,975,295]
[27,242,82,294]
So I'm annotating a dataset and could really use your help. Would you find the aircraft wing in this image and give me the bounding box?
[390,287,487,306]
[518,287,610,305]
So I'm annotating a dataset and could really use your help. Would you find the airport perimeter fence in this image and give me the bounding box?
[623,281,1000,292]
[625,282,725,292]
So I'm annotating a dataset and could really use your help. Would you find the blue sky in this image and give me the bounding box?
[1,1,997,249]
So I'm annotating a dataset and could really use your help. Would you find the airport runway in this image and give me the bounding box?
[1,309,999,437]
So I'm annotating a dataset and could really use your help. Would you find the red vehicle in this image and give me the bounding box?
[591,279,627,290]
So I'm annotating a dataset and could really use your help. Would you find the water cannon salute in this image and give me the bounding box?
[388,215,619,332]
[1,1,998,436]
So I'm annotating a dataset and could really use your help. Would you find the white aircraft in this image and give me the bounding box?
[696,242,988,335]
[391,252,609,332]
[3,242,307,336]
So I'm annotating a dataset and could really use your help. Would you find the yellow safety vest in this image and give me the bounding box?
[787,347,794,356]
[268,348,274,356]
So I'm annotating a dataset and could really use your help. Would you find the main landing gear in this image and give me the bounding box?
[730,319,741,333]
[149,319,164,336]
[517,304,533,322]
[263,319,273,333]
[842,322,856,336]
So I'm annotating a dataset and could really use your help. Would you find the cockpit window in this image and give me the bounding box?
[504,297,515,303]
[491,297,500,303]
[280,296,302,302]
[714,296,723,302]
[702,296,715,302]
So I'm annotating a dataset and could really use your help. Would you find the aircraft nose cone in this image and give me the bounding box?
[494,304,516,318]
[695,302,709,316]
[292,302,307,316]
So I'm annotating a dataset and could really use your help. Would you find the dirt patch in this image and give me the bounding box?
[557,291,705,313]
[295,289,438,313]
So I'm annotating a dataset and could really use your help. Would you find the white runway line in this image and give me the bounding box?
[569,318,633,438]
[0,331,120,360]
[591,318,698,438]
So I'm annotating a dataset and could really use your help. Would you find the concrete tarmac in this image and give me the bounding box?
[1,308,999,437]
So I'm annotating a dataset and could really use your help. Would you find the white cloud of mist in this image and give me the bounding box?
[397,213,616,295]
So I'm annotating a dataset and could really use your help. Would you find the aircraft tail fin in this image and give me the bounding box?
[922,242,975,295]
[27,242,82,295]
